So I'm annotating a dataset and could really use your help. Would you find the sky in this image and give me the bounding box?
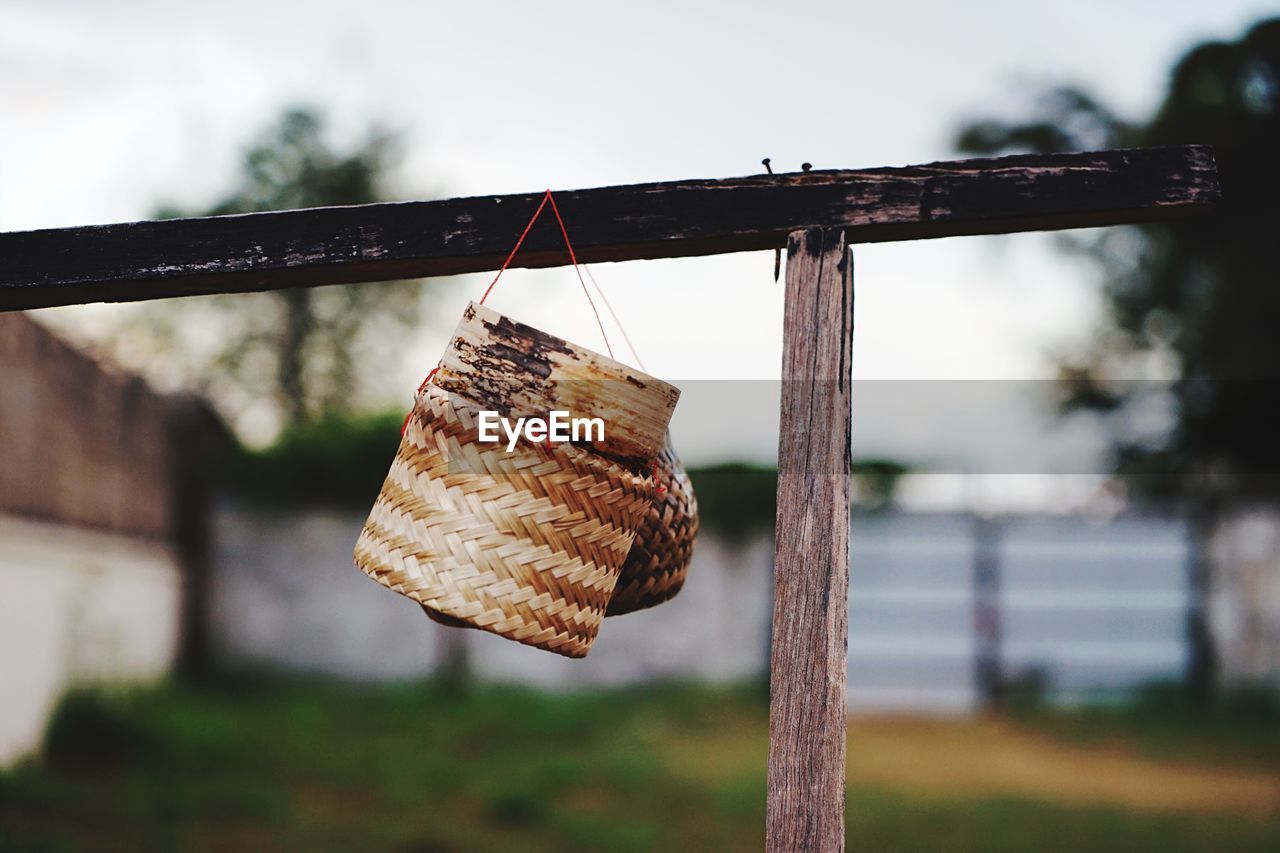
[3,0,1276,505]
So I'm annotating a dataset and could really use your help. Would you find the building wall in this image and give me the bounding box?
[208,502,775,686]
[0,314,206,767]
[208,503,1198,712]
[0,314,176,538]
[0,514,182,766]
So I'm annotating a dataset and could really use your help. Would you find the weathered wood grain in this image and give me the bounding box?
[0,145,1217,311]
[767,228,853,852]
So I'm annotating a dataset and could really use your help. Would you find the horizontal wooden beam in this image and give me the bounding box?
[0,145,1218,311]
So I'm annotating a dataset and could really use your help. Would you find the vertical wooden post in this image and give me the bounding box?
[767,227,853,851]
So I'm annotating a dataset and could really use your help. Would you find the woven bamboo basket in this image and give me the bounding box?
[606,443,699,616]
[355,302,679,657]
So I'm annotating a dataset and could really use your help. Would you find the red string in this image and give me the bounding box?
[544,190,614,360]
[403,190,616,435]
[417,367,439,395]
[401,366,439,435]
[477,192,551,305]
[479,189,613,358]
[584,264,646,372]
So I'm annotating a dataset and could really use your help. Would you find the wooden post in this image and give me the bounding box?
[768,227,853,851]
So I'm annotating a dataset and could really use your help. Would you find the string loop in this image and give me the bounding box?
[404,190,617,434]
[479,189,613,359]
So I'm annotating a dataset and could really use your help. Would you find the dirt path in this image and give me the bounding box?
[664,715,1280,817]
[847,717,1280,816]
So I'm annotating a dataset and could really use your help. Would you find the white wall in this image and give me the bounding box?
[211,506,444,679]
[209,503,1201,711]
[209,502,775,686]
[0,513,182,767]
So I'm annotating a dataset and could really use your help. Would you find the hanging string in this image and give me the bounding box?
[545,191,613,359]
[583,267,664,495]
[402,365,439,434]
[478,189,613,359]
[584,265,646,372]
[476,192,551,305]
[403,193,664,494]
[403,189,618,434]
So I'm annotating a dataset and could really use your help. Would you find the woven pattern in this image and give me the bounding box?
[606,445,700,616]
[354,386,654,658]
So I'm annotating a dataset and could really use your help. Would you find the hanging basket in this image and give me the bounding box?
[606,443,699,616]
[354,302,679,657]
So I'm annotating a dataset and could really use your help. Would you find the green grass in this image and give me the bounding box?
[1006,682,1280,771]
[1,677,1278,852]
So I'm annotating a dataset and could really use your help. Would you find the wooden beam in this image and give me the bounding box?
[767,227,853,851]
[0,145,1217,311]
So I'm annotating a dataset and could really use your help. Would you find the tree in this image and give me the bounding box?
[129,107,429,439]
[956,18,1280,504]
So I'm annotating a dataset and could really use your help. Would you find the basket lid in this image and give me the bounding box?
[434,301,679,471]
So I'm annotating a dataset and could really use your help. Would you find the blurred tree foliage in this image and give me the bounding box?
[222,428,907,535]
[956,18,1280,502]
[219,409,406,511]
[134,107,427,437]
[689,459,906,538]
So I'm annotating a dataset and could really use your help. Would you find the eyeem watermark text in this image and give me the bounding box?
[477,411,604,452]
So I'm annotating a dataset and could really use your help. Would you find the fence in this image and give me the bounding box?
[848,513,1193,713]
[209,503,1194,711]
